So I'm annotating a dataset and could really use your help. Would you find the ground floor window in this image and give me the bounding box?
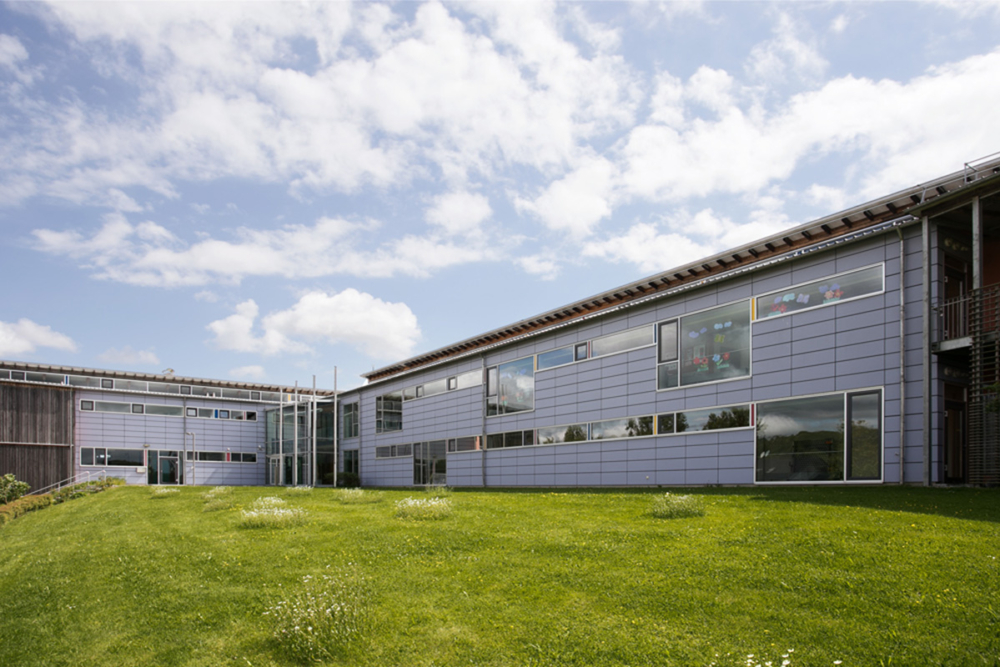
[755,389,882,483]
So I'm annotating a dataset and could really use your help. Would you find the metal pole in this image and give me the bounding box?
[185,431,194,486]
[293,381,299,487]
[312,375,317,487]
[922,215,932,486]
[279,392,284,486]
[972,195,982,290]
[897,228,906,485]
[333,367,338,489]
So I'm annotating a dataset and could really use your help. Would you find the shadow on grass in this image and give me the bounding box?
[412,485,1000,523]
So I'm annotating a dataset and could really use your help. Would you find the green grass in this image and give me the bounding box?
[1,485,998,666]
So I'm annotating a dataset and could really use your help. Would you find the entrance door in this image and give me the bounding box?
[413,440,447,486]
[159,452,180,485]
[944,383,967,484]
[267,456,281,485]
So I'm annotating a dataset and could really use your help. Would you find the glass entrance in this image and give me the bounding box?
[414,440,447,486]
[148,450,181,485]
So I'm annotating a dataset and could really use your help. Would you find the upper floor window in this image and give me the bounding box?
[343,403,359,439]
[755,264,883,320]
[658,300,751,390]
[375,391,403,433]
[486,357,534,416]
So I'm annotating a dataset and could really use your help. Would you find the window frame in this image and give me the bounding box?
[656,298,753,393]
[754,263,885,322]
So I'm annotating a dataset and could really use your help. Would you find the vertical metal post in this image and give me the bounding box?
[898,228,906,484]
[279,392,284,486]
[480,354,487,488]
[333,367,338,489]
[293,381,299,487]
[972,195,983,290]
[922,215,932,486]
[190,432,196,485]
[312,375,317,487]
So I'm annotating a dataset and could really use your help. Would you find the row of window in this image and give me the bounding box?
[1,368,284,402]
[81,447,258,466]
[79,400,258,422]
[374,436,482,459]
[343,403,359,438]
[485,404,751,449]
[369,263,884,434]
[374,369,484,433]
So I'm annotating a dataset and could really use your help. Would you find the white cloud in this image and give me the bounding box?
[582,207,791,274]
[745,12,827,84]
[516,254,561,280]
[32,213,502,285]
[0,34,28,68]
[194,290,218,303]
[804,184,848,212]
[230,365,266,380]
[0,318,77,357]
[830,14,850,34]
[207,291,420,361]
[98,346,160,367]
[519,155,617,238]
[425,191,492,235]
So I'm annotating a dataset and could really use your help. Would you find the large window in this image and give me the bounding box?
[756,390,882,483]
[590,325,654,358]
[658,301,751,390]
[375,391,403,433]
[756,265,884,319]
[343,403,359,438]
[487,357,534,416]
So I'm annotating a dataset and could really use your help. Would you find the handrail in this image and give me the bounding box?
[934,283,1000,343]
[28,470,106,496]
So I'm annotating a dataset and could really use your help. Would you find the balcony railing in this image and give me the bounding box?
[936,283,1000,344]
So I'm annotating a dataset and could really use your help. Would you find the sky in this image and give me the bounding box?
[1,1,999,390]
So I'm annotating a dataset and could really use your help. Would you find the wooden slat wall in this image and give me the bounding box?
[0,382,74,445]
[0,444,72,493]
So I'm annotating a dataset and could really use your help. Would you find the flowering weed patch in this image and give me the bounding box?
[332,488,383,504]
[650,492,705,519]
[264,568,369,663]
[202,486,235,512]
[395,496,453,520]
[285,486,314,496]
[150,487,180,498]
[240,496,306,528]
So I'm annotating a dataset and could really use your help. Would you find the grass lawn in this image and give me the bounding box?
[0,485,998,666]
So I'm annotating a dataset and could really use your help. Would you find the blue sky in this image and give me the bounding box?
[1,1,998,390]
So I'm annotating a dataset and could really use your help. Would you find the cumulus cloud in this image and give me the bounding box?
[98,346,160,367]
[207,290,421,361]
[32,213,502,286]
[425,191,492,235]
[518,155,617,238]
[0,318,77,357]
[0,34,28,68]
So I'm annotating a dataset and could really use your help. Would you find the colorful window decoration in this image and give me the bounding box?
[756,265,883,319]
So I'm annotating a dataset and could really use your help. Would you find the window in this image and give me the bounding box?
[82,448,145,467]
[575,343,589,361]
[343,403,359,438]
[241,452,257,463]
[489,357,534,416]
[537,423,587,445]
[94,401,131,414]
[101,379,113,389]
[343,449,359,474]
[132,404,144,414]
[755,391,882,483]
[448,377,457,390]
[375,444,411,459]
[657,414,674,434]
[143,405,182,417]
[198,451,226,462]
[376,392,403,433]
[455,369,483,391]
[591,325,654,358]
[147,382,180,394]
[246,412,257,421]
[186,408,197,417]
[181,385,192,395]
[674,404,750,432]
[251,391,261,401]
[756,265,884,319]
[11,371,25,380]
[659,300,751,390]
[80,400,94,411]
[590,416,654,440]
[537,346,574,370]
[447,436,481,453]
[218,410,230,419]
[81,448,93,465]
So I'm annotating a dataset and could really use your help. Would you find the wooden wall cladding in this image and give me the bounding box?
[0,382,74,445]
[0,443,72,493]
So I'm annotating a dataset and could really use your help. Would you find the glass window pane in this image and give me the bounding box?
[486,434,504,449]
[243,453,257,463]
[486,396,499,417]
[575,343,588,361]
[456,369,482,391]
[680,301,751,387]
[132,404,144,414]
[95,401,131,414]
[81,448,93,466]
[504,431,523,448]
[657,414,674,434]
[657,362,678,390]
[181,385,192,395]
[95,448,107,465]
[537,424,587,444]
[591,326,654,358]
[147,382,180,394]
[848,392,881,480]
[658,320,678,362]
[756,395,844,482]
[199,451,225,462]
[523,430,535,446]
[145,405,183,417]
[107,449,144,466]
[486,367,498,397]
[397,444,412,457]
[423,378,448,397]
[186,408,197,417]
[80,400,94,411]
[537,346,574,370]
[69,376,101,388]
[497,357,534,414]
[198,409,214,418]
[455,436,480,452]
[676,404,750,433]
[246,411,257,421]
[591,417,653,440]
[101,379,113,389]
[448,377,457,391]
[757,265,884,319]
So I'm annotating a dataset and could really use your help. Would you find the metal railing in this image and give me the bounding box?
[936,284,1000,344]
[28,470,106,496]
